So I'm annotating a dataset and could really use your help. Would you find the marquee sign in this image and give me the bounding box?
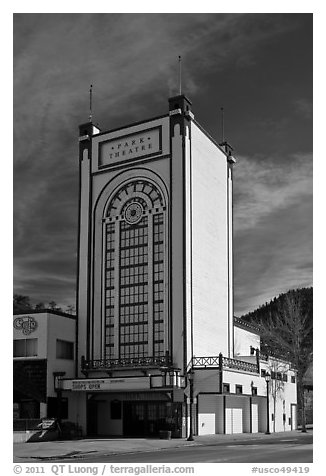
[61,376,150,392]
[99,127,162,168]
[13,316,38,335]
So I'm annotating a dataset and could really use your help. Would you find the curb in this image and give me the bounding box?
[14,430,312,462]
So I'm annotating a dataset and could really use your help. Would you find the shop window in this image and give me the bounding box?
[13,338,38,357]
[47,397,68,419]
[13,402,20,419]
[223,383,230,393]
[56,339,74,360]
[111,400,122,419]
[235,385,243,395]
[20,400,40,419]
[251,386,258,396]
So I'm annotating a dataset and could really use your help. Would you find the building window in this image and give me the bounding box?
[119,217,149,359]
[56,339,74,360]
[104,222,115,359]
[235,385,243,395]
[223,383,230,393]
[252,386,258,396]
[153,213,165,357]
[104,179,167,360]
[111,400,122,419]
[283,373,288,382]
[276,372,282,381]
[271,371,276,380]
[19,399,40,419]
[13,338,38,357]
[47,397,68,419]
[261,369,266,378]
[291,375,296,383]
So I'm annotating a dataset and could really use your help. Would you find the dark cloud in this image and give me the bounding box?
[14,13,312,312]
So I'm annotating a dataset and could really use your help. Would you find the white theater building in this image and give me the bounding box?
[59,94,297,437]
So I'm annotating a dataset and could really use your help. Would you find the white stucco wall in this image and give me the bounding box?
[13,312,48,359]
[190,123,230,357]
[47,313,76,397]
[223,369,265,395]
[233,325,260,357]
[223,361,297,433]
[14,312,77,422]
[261,359,297,432]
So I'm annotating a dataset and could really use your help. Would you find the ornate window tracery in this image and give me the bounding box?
[103,179,167,360]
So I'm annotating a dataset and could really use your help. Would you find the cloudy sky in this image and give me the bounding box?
[13,13,312,316]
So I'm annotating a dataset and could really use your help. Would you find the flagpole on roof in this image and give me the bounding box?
[178,56,182,95]
[89,84,93,123]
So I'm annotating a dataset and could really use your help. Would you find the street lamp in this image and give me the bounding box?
[53,371,66,427]
[187,370,194,441]
[265,372,271,435]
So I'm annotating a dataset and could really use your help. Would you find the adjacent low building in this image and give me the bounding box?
[195,318,297,435]
[13,310,76,432]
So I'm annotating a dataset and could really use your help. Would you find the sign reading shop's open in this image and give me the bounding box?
[61,377,150,392]
[99,127,162,168]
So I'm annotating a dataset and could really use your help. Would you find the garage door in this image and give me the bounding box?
[251,403,258,433]
[198,395,216,435]
[225,407,243,434]
[291,404,297,430]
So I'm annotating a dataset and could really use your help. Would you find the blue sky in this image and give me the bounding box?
[13,13,312,315]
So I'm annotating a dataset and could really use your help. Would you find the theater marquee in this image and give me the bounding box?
[61,377,150,392]
[98,127,162,168]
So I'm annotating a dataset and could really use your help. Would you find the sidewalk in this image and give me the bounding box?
[13,429,312,462]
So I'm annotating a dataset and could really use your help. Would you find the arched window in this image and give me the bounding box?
[103,179,167,360]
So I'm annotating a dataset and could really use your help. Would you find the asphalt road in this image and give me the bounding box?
[52,434,313,464]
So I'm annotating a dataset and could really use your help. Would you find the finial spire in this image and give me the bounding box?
[178,56,182,95]
[89,84,93,123]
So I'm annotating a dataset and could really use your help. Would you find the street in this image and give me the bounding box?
[16,433,312,464]
[74,435,313,463]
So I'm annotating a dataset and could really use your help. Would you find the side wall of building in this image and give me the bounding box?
[233,326,260,358]
[190,123,230,357]
[13,313,48,359]
[47,314,76,398]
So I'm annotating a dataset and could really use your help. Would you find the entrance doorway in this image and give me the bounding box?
[123,402,164,436]
[87,397,104,435]
[123,402,181,437]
